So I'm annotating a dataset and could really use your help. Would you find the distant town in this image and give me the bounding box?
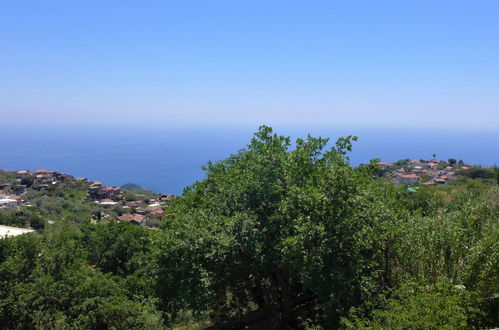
[0,168,174,236]
[375,158,476,185]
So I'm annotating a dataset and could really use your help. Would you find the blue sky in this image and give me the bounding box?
[1,1,498,128]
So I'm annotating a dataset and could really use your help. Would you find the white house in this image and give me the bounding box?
[0,198,18,209]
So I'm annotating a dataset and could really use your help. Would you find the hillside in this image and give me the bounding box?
[0,127,497,329]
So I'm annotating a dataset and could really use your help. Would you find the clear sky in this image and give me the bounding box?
[1,1,498,129]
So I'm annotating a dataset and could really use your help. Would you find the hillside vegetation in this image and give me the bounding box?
[0,126,497,329]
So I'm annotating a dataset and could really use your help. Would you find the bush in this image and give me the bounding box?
[342,279,472,329]
[457,167,493,179]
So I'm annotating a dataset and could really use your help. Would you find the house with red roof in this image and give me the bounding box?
[118,213,145,226]
[16,170,30,178]
[398,173,420,185]
[35,169,54,183]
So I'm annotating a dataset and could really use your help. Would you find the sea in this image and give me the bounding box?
[1,124,498,195]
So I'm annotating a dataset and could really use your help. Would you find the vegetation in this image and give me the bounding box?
[0,223,164,329]
[457,166,495,180]
[121,183,154,193]
[0,180,102,228]
[0,209,44,229]
[0,126,497,329]
[0,171,16,186]
[122,188,157,203]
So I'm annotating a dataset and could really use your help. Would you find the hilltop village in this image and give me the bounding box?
[376,158,473,185]
[0,169,174,228]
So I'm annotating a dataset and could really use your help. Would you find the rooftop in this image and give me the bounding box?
[400,174,419,179]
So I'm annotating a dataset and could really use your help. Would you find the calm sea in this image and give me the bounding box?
[1,125,498,195]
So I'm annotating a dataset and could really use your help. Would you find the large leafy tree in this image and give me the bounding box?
[156,126,402,328]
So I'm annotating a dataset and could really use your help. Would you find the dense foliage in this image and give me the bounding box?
[0,223,164,329]
[1,126,497,329]
[457,166,496,180]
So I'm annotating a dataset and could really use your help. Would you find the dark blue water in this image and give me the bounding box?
[1,124,498,195]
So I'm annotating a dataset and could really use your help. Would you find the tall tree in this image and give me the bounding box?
[156,126,401,328]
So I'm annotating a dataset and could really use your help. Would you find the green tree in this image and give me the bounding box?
[20,175,35,186]
[156,126,402,328]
